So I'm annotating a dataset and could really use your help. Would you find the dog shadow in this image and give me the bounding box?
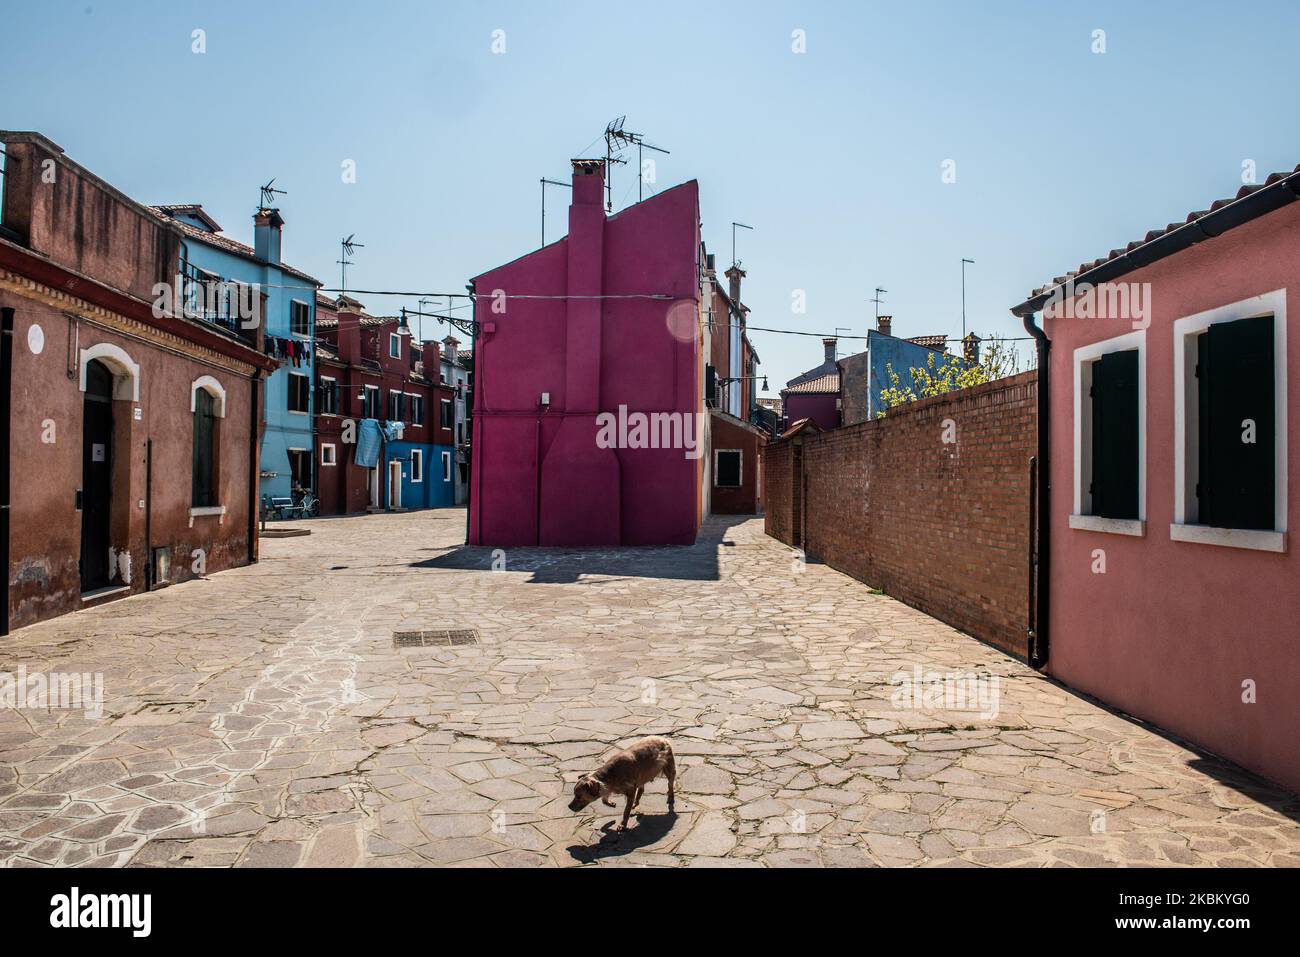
[566,810,679,863]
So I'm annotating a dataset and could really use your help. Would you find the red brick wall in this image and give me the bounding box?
[763,371,1037,658]
[763,441,793,544]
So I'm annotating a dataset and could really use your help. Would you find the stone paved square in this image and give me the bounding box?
[1,510,1298,867]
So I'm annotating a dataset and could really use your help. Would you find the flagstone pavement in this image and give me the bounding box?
[1,510,1298,868]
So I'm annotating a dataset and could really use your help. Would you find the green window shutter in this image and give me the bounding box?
[1199,315,1274,529]
[1090,349,1139,520]
[192,390,215,507]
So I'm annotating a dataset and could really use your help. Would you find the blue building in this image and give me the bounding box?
[151,204,322,506]
[838,317,974,425]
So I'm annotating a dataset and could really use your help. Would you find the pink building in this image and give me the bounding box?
[1013,167,1300,793]
[468,160,707,546]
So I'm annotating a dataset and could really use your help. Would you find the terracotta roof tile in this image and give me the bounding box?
[782,372,839,395]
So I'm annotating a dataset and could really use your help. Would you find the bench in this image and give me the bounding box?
[266,496,307,520]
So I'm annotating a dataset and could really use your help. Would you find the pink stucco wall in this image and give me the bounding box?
[469,164,704,546]
[1044,201,1300,793]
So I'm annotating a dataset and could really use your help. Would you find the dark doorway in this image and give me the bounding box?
[80,359,115,592]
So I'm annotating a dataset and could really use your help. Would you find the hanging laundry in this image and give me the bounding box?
[355,418,382,468]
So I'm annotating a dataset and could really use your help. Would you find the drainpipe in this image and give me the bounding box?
[1,307,13,636]
[1022,310,1050,669]
[248,373,260,564]
[466,281,477,546]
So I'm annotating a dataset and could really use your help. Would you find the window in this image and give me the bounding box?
[389,333,401,359]
[288,449,311,493]
[410,395,424,426]
[1088,350,1139,519]
[1071,332,1146,536]
[389,390,405,422]
[457,422,463,445]
[440,398,453,429]
[288,373,310,414]
[442,450,452,482]
[715,449,742,488]
[363,385,380,419]
[321,443,337,467]
[411,449,423,482]
[318,377,339,415]
[1173,291,1287,551]
[291,300,311,337]
[192,388,218,507]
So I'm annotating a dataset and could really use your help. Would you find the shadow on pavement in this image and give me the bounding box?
[565,811,680,863]
[408,514,757,583]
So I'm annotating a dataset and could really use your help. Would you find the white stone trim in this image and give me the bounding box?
[79,341,140,402]
[1169,524,1286,553]
[188,505,226,528]
[1069,514,1146,537]
[1172,289,1287,533]
[190,374,227,417]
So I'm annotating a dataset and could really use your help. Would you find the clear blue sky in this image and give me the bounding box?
[4,0,1298,393]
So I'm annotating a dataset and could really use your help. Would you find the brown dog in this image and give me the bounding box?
[568,736,676,831]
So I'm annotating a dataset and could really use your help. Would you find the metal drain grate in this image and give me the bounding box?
[393,628,480,648]
[137,701,198,716]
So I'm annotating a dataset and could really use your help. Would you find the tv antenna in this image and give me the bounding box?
[731,222,754,267]
[259,178,287,210]
[337,234,364,293]
[871,287,888,320]
[600,117,632,212]
[605,117,670,204]
[540,176,572,247]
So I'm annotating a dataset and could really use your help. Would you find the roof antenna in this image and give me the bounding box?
[337,234,364,294]
[601,117,630,212]
[731,222,754,267]
[605,119,670,204]
[871,287,888,321]
[259,178,287,210]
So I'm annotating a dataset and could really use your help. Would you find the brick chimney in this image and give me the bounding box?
[565,159,606,412]
[337,299,361,367]
[963,332,982,366]
[442,335,460,365]
[422,339,441,376]
[726,264,745,309]
[823,337,837,363]
[876,315,893,337]
[253,208,283,266]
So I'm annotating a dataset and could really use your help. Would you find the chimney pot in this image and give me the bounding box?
[876,315,893,338]
[823,337,837,362]
[963,332,982,366]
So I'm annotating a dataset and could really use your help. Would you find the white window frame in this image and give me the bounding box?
[713,448,743,488]
[321,443,337,467]
[440,398,453,430]
[1171,289,1287,552]
[319,375,338,416]
[290,298,311,337]
[389,333,401,359]
[411,448,423,483]
[363,384,380,419]
[1068,329,1146,537]
[410,394,424,426]
[190,375,228,418]
[442,450,452,482]
[287,372,310,415]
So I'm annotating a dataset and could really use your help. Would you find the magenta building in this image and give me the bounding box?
[468,160,706,547]
[1014,168,1300,793]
